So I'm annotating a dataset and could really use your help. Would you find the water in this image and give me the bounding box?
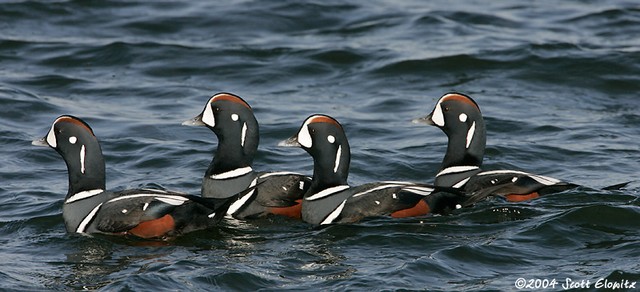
[1,0,639,290]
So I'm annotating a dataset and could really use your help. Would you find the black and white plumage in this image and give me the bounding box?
[33,115,231,239]
[280,114,465,225]
[413,92,577,204]
[183,93,311,219]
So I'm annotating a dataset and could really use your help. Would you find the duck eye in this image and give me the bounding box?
[444,107,450,112]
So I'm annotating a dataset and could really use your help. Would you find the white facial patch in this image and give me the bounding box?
[466,121,476,149]
[202,102,216,127]
[431,101,445,127]
[327,135,335,144]
[241,122,247,147]
[80,145,86,174]
[46,124,57,148]
[459,113,467,123]
[231,113,239,121]
[68,136,77,144]
[297,120,313,148]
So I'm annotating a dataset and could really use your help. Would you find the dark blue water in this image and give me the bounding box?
[2,1,639,290]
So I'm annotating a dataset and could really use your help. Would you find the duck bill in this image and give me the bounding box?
[181,113,206,126]
[412,113,435,126]
[32,137,49,147]
[277,135,301,147]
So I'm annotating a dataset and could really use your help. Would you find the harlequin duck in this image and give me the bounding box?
[413,92,577,204]
[32,115,233,239]
[279,114,466,225]
[183,92,311,219]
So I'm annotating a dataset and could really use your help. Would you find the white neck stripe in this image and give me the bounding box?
[334,145,342,173]
[66,189,104,204]
[436,166,480,177]
[241,122,247,147]
[306,185,350,201]
[466,121,476,149]
[210,166,253,179]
